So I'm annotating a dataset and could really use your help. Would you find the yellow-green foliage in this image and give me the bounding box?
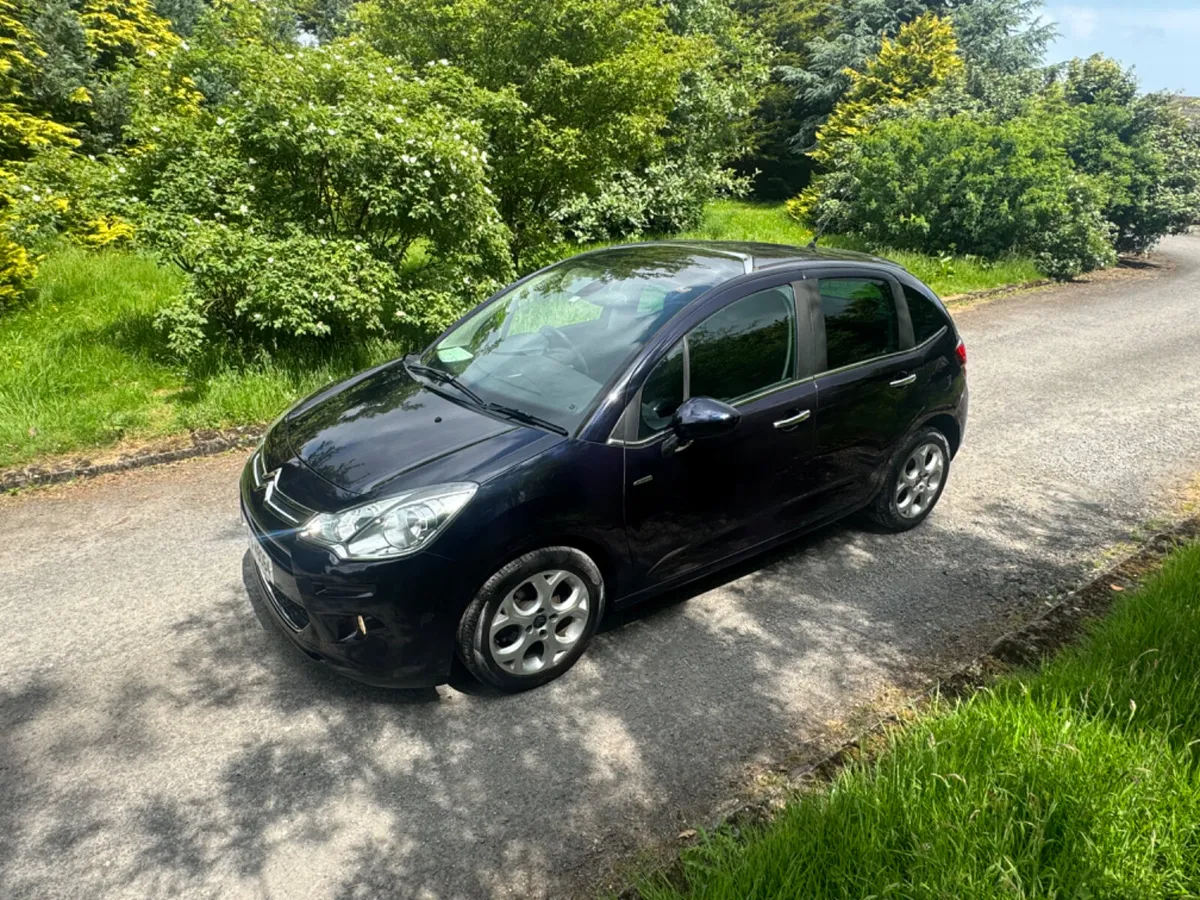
[0,0,79,158]
[0,223,36,306]
[81,0,180,70]
[0,0,178,305]
[1,0,79,302]
[0,0,78,161]
[788,13,963,222]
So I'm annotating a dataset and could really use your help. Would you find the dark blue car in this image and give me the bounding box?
[242,241,968,691]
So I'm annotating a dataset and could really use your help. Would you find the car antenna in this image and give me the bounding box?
[806,204,836,250]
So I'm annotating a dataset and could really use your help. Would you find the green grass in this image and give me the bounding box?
[0,203,1047,470]
[636,541,1200,900]
[680,201,1046,297]
[0,247,401,468]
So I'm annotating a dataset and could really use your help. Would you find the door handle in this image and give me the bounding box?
[889,373,917,388]
[773,409,811,430]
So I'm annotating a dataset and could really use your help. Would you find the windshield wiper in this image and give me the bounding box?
[405,360,487,407]
[482,402,569,436]
[406,359,568,436]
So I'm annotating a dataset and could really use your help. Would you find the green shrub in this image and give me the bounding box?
[808,112,1116,279]
[1060,56,1200,253]
[0,220,38,309]
[554,159,747,244]
[128,37,513,357]
[356,0,765,265]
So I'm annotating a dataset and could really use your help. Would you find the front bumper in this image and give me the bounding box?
[240,455,464,689]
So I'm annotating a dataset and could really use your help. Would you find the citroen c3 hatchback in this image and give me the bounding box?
[241,242,968,691]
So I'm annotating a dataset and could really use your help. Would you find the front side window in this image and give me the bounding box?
[819,278,899,371]
[688,285,796,403]
[630,285,798,440]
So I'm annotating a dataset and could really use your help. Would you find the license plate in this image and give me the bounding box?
[247,524,274,588]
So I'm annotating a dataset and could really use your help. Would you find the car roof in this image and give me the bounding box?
[572,239,904,279]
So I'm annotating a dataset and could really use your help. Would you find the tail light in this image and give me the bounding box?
[955,338,967,370]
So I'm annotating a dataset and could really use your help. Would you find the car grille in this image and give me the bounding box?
[251,450,316,526]
[263,577,311,632]
[246,512,311,633]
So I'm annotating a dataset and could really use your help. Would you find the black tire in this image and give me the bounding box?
[866,427,952,532]
[457,546,605,692]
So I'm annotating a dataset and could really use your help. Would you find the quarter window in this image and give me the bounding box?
[637,343,684,439]
[903,283,951,345]
[819,278,899,370]
[688,285,796,403]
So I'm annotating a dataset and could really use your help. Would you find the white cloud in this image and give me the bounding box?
[1047,5,1200,41]
[1052,4,1099,40]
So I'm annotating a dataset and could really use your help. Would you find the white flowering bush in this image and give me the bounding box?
[128,38,513,356]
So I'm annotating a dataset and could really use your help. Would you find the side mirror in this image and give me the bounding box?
[671,396,740,442]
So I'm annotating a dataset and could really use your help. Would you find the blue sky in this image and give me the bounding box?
[1043,2,1200,95]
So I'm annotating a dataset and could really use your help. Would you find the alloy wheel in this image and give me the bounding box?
[895,441,946,519]
[488,570,590,675]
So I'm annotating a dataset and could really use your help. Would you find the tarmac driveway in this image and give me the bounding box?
[2,236,1200,899]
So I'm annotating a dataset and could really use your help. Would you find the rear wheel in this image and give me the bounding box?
[457,546,605,692]
[867,428,951,532]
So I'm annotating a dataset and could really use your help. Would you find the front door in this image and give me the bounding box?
[621,282,822,589]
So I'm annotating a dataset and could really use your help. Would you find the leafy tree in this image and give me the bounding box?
[0,0,80,304]
[127,35,513,355]
[356,0,708,265]
[1058,55,1200,252]
[154,0,210,36]
[82,0,179,69]
[811,12,962,169]
[0,0,79,158]
[551,0,769,247]
[295,0,356,42]
[1,0,180,152]
[655,0,769,219]
[789,13,963,223]
[777,0,1053,152]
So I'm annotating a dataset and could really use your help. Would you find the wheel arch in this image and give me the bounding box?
[498,530,622,604]
[922,412,962,458]
[459,513,628,611]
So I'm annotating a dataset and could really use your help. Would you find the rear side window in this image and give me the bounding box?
[903,283,951,344]
[819,278,898,371]
[688,285,796,403]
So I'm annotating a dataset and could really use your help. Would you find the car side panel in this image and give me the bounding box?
[437,438,634,604]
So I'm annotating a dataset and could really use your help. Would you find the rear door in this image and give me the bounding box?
[618,281,822,588]
[801,269,925,513]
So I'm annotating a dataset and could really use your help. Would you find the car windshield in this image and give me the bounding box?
[418,246,744,432]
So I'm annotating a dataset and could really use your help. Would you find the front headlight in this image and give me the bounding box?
[299,482,477,560]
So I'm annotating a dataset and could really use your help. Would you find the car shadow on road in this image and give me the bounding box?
[0,480,1135,900]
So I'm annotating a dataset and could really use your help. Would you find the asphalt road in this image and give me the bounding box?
[3,236,1200,900]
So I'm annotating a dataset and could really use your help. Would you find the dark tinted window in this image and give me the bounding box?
[903,283,950,344]
[689,286,796,403]
[819,278,899,370]
[637,343,684,439]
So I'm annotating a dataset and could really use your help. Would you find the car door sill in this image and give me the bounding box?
[613,501,871,609]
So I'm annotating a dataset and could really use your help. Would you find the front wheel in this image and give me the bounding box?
[457,546,605,692]
[866,428,952,532]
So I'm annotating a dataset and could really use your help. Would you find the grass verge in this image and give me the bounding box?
[681,201,1046,297]
[0,247,401,468]
[1,202,1046,470]
[635,539,1200,899]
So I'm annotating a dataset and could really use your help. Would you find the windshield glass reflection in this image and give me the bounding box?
[420,247,744,431]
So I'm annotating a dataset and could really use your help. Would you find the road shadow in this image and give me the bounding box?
[0,480,1140,900]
